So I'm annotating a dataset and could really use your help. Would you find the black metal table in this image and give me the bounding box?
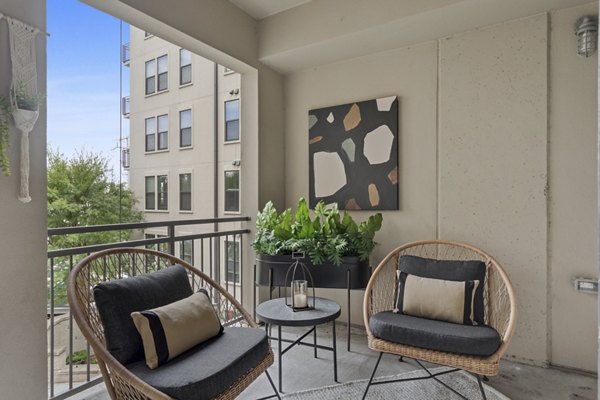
[255,297,341,392]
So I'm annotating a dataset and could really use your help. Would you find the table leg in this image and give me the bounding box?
[265,323,270,345]
[347,269,351,352]
[313,325,317,358]
[278,325,283,392]
[333,320,338,383]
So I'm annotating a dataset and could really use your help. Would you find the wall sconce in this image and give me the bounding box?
[231,159,241,166]
[575,16,597,58]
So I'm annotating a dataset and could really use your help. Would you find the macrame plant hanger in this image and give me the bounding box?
[7,16,39,203]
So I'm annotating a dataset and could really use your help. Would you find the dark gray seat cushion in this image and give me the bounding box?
[94,265,193,364]
[399,255,487,325]
[370,311,501,357]
[126,327,270,400]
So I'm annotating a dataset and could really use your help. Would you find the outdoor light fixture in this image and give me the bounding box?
[575,16,597,58]
[284,252,316,311]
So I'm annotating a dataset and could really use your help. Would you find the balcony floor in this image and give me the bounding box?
[65,325,596,400]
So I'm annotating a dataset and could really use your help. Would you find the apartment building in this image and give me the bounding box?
[124,26,242,280]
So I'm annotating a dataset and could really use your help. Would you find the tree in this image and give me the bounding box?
[48,149,144,305]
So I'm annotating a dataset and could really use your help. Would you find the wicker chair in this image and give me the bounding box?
[67,247,280,400]
[362,240,517,400]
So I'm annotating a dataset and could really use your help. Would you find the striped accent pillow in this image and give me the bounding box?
[395,272,480,325]
[131,290,223,369]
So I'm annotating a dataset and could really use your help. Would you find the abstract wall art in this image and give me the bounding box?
[308,96,398,210]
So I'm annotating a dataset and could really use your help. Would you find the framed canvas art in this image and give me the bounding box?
[308,96,398,210]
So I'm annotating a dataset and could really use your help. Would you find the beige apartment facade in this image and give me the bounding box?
[127,26,243,282]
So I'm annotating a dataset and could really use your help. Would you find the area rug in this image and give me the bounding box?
[282,367,510,400]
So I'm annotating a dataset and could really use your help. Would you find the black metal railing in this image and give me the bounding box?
[47,217,250,400]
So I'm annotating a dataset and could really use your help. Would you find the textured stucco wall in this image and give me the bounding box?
[548,2,598,372]
[438,13,549,365]
[0,0,48,398]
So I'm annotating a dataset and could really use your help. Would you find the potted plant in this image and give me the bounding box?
[252,198,383,289]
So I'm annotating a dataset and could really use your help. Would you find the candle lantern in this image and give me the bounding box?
[284,252,316,311]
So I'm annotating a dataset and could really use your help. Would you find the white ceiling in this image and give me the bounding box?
[229,0,312,20]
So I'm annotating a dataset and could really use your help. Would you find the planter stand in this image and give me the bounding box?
[254,260,371,351]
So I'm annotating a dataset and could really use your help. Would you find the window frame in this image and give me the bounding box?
[145,54,168,96]
[224,170,240,213]
[145,175,169,212]
[179,109,192,148]
[224,99,240,142]
[225,238,240,284]
[157,114,169,151]
[179,49,192,86]
[180,239,194,264]
[179,172,192,212]
[145,117,156,152]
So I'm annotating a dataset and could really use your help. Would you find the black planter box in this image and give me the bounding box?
[255,254,370,289]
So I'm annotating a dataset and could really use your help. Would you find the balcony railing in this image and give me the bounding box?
[121,96,130,118]
[47,217,250,400]
[121,42,130,66]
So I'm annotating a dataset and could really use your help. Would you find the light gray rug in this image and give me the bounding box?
[282,367,510,400]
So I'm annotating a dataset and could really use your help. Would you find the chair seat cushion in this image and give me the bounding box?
[369,311,501,357]
[126,327,269,400]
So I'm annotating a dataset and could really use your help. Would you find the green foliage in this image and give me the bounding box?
[48,149,144,305]
[252,198,383,266]
[66,350,97,365]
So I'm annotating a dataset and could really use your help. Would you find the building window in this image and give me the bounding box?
[157,114,169,150]
[145,175,168,210]
[180,49,192,85]
[226,239,240,283]
[180,239,193,264]
[145,59,156,95]
[145,117,156,152]
[179,109,192,147]
[145,176,155,210]
[145,55,168,95]
[158,175,168,210]
[225,99,239,142]
[157,55,168,91]
[146,115,168,152]
[224,170,239,212]
[179,173,192,211]
[145,233,168,253]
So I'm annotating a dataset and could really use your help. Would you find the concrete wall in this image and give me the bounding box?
[549,3,598,372]
[285,6,598,371]
[0,0,48,398]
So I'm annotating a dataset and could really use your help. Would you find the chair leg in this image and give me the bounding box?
[476,375,488,400]
[264,370,281,400]
[362,352,383,400]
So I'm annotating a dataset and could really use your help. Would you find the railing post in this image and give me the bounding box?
[168,224,175,255]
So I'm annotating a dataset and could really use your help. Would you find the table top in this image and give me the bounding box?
[256,297,341,327]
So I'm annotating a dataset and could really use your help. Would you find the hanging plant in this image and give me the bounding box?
[0,83,45,177]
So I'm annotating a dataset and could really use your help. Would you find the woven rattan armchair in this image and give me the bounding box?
[362,240,517,400]
[67,247,279,400]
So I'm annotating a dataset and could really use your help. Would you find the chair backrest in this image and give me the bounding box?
[67,247,254,399]
[364,240,517,358]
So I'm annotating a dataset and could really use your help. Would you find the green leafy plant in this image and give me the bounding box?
[252,198,383,266]
[66,350,97,365]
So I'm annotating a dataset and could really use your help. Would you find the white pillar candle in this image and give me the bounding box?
[294,293,307,308]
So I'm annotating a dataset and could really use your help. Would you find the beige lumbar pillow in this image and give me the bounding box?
[396,272,479,325]
[131,291,223,369]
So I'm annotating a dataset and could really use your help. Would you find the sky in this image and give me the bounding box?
[48,0,129,176]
